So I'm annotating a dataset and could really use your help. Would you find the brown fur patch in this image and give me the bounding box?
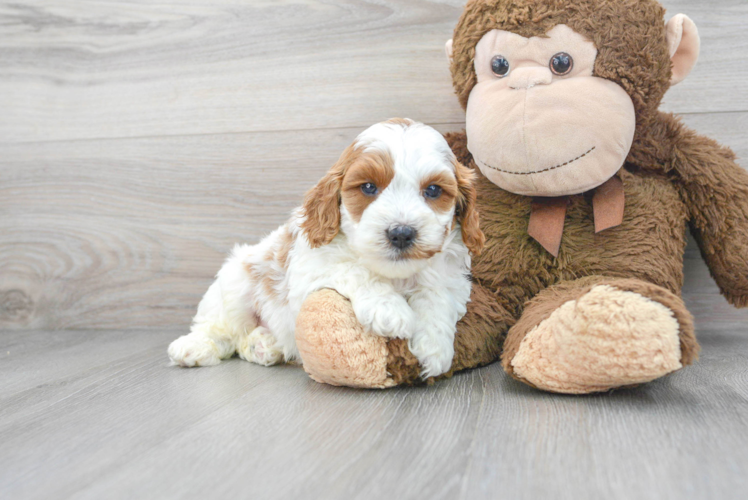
[261,275,278,301]
[340,148,395,223]
[384,117,415,128]
[629,112,748,307]
[402,247,439,261]
[301,143,397,241]
[243,262,264,310]
[421,171,458,213]
[245,259,280,303]
[275,227,294,269]
[264,227,295,301]
[245,227,295,304]
[300,145,357,248]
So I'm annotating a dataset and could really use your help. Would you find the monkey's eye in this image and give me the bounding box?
[360,182,378,196]
[550,52,573,75]
[423,185,443,199]
[490,55,510,77]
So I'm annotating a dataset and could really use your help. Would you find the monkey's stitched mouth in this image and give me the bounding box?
[476,146,596,175]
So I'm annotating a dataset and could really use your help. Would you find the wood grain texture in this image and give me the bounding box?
[1,125,463,329]
[0,328,746,500]
[0,0,746,144]
[2,115,747,330]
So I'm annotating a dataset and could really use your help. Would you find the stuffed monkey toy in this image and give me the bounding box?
[294,0,748,393]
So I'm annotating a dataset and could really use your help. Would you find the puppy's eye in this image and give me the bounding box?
[550,52,573,75]
[360,182,378,196]
[491,55,510,77]
[423,185,442,199]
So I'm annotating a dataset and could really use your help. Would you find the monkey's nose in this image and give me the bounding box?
[387,226,417,250]
[507,67,553,89]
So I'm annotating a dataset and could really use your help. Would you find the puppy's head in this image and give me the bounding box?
[301,118,484,278]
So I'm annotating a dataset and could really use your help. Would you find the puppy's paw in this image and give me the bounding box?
[238,327,284,366]
[168,335,222,367]
[354,294,416,339]
[409,331,455,379]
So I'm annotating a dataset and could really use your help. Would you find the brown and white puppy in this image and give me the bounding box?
[168,119,484,378]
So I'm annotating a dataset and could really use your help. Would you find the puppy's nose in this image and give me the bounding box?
[387,226,417,250]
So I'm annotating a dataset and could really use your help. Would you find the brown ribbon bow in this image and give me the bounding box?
[527,176,625,257]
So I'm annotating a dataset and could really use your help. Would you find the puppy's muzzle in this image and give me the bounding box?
[387,225,417,250]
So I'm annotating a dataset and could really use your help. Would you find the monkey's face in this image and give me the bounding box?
[465,24,636,197]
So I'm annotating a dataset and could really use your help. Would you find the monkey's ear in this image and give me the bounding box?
[445,39,453,63]
[666,14,700,86]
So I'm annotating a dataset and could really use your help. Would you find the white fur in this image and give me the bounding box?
[168,120,473,379]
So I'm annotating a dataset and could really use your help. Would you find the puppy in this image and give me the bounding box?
[168,118,484,378]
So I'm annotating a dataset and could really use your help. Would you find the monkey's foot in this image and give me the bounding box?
[502,278,698,394]
[296,289,397,388]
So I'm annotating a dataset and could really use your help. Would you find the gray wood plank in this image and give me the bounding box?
[0,0,466,143]
[0,329,177,401]
[0,126,360,330]
[0,0,745,144]
[0,328,745,500]
[461,326,748,500]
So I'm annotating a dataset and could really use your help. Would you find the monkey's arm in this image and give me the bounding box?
[669,118,748,307]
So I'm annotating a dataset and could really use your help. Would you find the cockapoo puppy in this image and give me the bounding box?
[168,118,484,378]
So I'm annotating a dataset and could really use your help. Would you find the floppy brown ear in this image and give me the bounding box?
[454,161,485,256]
[300,148,350,248]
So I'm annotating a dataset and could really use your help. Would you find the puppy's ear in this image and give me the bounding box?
[300,147,351,248]
[454,161,485,256]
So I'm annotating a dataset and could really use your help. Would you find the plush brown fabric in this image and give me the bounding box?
[629,112,748,307]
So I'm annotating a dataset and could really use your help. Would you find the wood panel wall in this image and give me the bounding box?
[2,0,747,330]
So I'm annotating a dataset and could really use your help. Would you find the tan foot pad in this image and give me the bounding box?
[511,285,683,394]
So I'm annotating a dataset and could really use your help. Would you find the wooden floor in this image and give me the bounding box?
[2,317,748,500]
[1,1,748,499]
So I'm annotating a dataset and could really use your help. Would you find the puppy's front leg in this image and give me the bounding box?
[408,289,463,379]
[333,270,416,339]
